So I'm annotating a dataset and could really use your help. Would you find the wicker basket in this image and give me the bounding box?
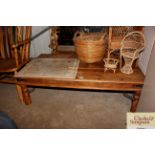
[73,31,107,63]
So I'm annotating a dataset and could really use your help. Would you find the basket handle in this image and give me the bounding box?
[99,33,106,41]
[73,31,84,41]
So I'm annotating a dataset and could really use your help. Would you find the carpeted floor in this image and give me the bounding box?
[0,84,131,129]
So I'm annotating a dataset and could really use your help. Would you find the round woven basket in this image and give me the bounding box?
[73,31,107,63]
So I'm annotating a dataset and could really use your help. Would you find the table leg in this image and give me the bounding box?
[130,91,141,112]
[22,85,32,105]
[16,84,31,105]
[16,84,24,104]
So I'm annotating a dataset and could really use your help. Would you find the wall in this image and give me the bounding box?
[30,26,51,57]
[137,39,155,111]
[138,27,155,74]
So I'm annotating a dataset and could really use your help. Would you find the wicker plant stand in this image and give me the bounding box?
[120,31,145,74]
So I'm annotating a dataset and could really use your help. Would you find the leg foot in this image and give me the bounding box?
[130,91,141,112]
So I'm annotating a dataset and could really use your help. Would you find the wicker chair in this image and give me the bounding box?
[120,31,145,74]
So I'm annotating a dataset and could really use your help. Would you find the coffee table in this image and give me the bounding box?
[15,51,145,112]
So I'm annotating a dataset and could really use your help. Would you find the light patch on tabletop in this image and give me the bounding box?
[16,58,79,79]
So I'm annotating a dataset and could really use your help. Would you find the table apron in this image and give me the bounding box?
[16,79,143,91]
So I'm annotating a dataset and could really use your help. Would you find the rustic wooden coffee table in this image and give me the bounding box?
[15,51,145,112]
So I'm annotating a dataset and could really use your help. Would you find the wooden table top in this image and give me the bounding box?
[16,51,145,91]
